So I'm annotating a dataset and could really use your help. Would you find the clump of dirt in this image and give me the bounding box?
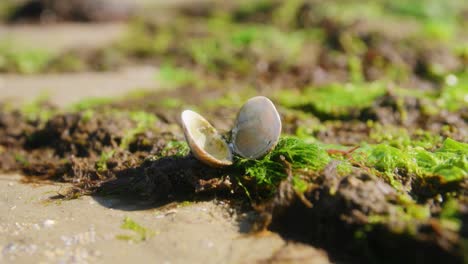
[365,93,468,141]
[97,156,233,201]
[0,110,35,148]
[26,113,133,156]
[256,161,464,264]
[0,109,176,182]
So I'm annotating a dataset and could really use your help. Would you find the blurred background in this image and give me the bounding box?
[0,0,466,109]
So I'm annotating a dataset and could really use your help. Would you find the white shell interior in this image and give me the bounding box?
[181,110,233,166]
[232,96,281,159]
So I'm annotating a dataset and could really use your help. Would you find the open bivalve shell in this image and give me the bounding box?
[181,110,233,167]
[231,96,282,159]
[181,96,281,167]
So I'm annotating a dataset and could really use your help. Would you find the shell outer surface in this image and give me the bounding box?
[232,96,282,159]
[181,110,233,167]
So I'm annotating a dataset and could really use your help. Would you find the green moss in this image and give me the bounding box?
[81,109,95,123]
[422,20,456,41]
[336,160,353,176]
[14,153,29,166]
[160,141,190,157]
[20,94,55,122]
[367,144,414,173]
[430,139,468,181]
[361,138,467,183]
[185,21,308,73]
[160,98,184,109]
[385,0,463,22]
[369,124,443,149]
[202,87,256,109]
[235,136,330,187]
[439,198,462,231]
[116,20,167,57]
[116,217,156,242]
[96,150,115,173]
[348,56,364,82]
[277,82,386,118]
[120,111,159,149]
[156,64,200,89]
[48,53,86,72]
[0,42,54,74]
[405,204,431,221]
[69,97,115,112]
[438,73,468,112]
[292,175,308,194]
[178,201,193,207]
[272,0,304,28]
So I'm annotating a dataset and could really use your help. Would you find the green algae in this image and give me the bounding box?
[156,64,201,89]
[96,150,115,173]
[438,73,468,112]
[366,144,416,174]
[440,198,462,231]
[235,136,330,187]
[69,97,115,112]
[116,217,157,242]
[20,94,56,122]
[160,140,190,157]
[120,111,159,149]
[368,123,444,149]
[276,82,386,118]
[361,138,467,183]
[0,41,54,74]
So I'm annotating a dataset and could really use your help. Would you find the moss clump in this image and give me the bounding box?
[235,136,330,187]
[361,138,467,183]
[120,111,159,149]
[366,144,416,174]
[276,82,386,118]
[0,42,54,74]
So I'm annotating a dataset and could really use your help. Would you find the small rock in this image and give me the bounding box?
[42,219,56,228]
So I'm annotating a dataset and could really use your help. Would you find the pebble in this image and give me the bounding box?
[42,219,56,228]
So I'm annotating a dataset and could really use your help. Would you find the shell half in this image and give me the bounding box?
[231,96,281,159]
[181,110,233,167]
